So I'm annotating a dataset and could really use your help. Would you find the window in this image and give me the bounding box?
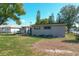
[44,26,51,29]
[34,26,40,30]
[2,27,8,32]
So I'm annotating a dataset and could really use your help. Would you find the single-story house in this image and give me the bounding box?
[0,25,21,34]
[0,26,10,33]
[31,24,66,37]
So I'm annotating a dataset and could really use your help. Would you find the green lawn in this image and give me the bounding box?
[0,33,76,56]
[0,35,42,56]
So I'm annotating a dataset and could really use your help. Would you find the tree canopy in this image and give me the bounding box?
[35,10,41,25]
[35,11,55,25]
[57,5,79,33]
[48,13,55,24]
[0,3,25,25]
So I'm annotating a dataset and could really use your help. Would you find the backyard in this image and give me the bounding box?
[0,33,79,56]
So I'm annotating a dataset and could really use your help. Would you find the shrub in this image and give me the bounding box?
[75,34,79,40]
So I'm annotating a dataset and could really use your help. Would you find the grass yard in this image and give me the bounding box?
[0,33,78,56]
[0,34,41,56]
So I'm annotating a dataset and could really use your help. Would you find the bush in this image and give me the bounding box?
[75,34,79,40]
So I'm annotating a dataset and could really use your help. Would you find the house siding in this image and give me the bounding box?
[20,27,30,35]
[0,25,21,33]
[0,27,11,33]
[31,25,65,37]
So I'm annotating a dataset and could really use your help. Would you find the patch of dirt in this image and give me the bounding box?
[32,40,79,56]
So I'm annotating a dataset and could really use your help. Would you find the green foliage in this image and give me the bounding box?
[35,10,41,25]
[57,5,79,33]
[35,11,55,25]
[75,34,79,40]
[0,3,25,25]
[56,13,64,24]
[48,13,55,24]
[40,18,49,24]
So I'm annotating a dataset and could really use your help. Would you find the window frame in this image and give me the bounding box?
[43,26,51,30]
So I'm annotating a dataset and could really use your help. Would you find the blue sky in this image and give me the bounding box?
[7,3,79,26]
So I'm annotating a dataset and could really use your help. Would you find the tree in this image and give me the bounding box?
[56,13,61,23]
[40,19,44,24]
[40,18,48,24]
[0,3,25,25]
[56,13,64,23]
[2,22,7,25]
[58,5,79,33]
[48,13,54,24]
[42,18,49,24]
[35,10,41,25]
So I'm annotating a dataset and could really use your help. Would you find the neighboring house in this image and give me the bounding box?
[0,25,21,34]
[31,24,66,37]
[0,27,11,33]
[10,27,21,34]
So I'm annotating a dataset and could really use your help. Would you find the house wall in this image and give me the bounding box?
[31,25,65,37]
[0,27,11,33]
[20,27,30,35]
[0,27,20,33]
[11,28,20,34]
[0,28,2,32]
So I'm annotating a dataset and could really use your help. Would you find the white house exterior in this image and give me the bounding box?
[31,24,66,37]
[10,27,20,34]
[20,26,30,35]
[0,27,11,33]
[0,25,21,34]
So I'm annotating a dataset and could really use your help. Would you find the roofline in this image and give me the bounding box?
[31,24,66,27]
[0,25,30,27]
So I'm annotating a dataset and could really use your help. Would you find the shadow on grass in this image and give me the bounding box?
[62,39,79,43]
[28,35,54,39]
[0,33,18,36]
[22,34,65,39]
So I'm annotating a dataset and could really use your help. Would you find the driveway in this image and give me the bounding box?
[32,39,79,56]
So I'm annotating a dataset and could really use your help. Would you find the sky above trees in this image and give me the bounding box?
[7,3,79,26]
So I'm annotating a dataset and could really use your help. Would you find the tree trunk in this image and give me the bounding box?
[67,26,71,33]
[67,28,70,33]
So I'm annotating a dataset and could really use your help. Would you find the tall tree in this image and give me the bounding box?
[48,13,54,24]
[0,3,25,25]
[36,10,41,25]
[56,13,64,23]
[51,13,55,23]
[58,5,79,33]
